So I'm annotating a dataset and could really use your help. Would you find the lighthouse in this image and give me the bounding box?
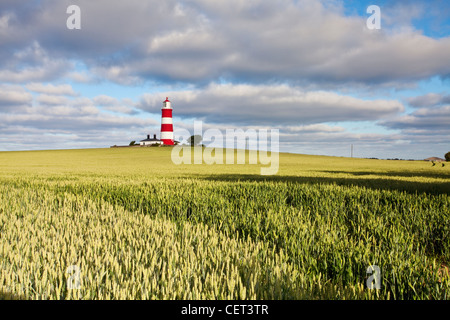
[160,97,174,145]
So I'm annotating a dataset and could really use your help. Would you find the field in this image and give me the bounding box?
[0,147,449,300]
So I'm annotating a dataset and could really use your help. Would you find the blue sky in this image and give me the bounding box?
[0,0,449,159]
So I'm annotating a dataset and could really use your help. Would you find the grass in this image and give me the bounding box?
[0,147,448,299]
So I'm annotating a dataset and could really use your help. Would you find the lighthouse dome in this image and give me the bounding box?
[162,97,172,109]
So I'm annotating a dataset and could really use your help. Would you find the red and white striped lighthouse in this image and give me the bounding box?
[160,97,174,145]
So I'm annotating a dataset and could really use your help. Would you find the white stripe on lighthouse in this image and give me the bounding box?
[160,132,173,140]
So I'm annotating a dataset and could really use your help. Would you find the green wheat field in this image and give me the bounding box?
[0,147,449,300]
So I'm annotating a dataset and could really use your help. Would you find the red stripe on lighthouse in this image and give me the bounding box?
[161,124,173,132]
[161,139,174,145]
[162,109,172,118]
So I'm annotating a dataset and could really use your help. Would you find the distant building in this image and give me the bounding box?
[424,157,445,162]
[140,134,163,146]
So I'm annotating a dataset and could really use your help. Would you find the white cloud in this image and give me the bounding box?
[93,95,138,114]
[0,12,13,35]
[67,71,95,84]
[1,1,449,87]
[284,124,346,133]
[36,94,69,106]
[0,42,71,83]
[93,95,120,106]
[0,84,32,111]
[381,105,450,134]
[137,83,404,125]
[26,83,78,96]
[407,93,450,108]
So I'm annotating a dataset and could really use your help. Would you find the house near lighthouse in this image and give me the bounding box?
[140,134,163,146]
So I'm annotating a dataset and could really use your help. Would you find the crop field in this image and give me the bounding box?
[0,147,449,300]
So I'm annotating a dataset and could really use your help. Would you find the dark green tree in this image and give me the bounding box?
[188,135,202,146]
[129,141,136,146]
[445,151,450,162]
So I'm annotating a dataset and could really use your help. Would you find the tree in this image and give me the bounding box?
[445,151,450,162]
[188,135,202,146]
[129,141,136,146]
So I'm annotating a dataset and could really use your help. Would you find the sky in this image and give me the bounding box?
[0,0,449,159]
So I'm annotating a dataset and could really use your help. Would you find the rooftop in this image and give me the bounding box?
[140,134,161,142]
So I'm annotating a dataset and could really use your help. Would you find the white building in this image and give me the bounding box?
[140,134,163,146]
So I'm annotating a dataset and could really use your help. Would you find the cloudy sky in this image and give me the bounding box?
[0,0,449,159]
